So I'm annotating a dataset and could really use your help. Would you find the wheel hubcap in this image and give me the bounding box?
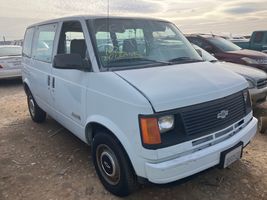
[96,144,120,185]
[29,96,35,116]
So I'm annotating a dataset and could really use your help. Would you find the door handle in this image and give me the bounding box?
[52,77,55,88]
[47,75,51,86]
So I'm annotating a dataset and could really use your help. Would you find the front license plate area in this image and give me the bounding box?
[220,142,243,168]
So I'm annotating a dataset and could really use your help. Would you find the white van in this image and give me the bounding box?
[22,16,257,196]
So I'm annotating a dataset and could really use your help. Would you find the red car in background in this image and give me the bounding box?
[186,34,267,72]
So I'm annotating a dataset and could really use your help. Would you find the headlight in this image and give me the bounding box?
[158,115,175,133]
[246,79,255,89]
[140,115,175,145]
[243,89,252,112]
[241,57,258,64]
[243,90,248,103]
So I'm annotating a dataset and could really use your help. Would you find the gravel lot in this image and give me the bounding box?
[1,79,267,200]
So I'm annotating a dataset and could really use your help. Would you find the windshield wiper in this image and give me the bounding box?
[168,57,203,64]
[108,57,171,65]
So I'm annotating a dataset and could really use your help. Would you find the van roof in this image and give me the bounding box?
[27,15,169,29]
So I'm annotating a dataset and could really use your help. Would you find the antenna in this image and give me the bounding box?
[107,0,109,18]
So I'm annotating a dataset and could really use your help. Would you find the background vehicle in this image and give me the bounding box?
[22,16,257,196]
[186,34,267,72]
[193,44,267,105]
[233,31,267,53]
[0,45,22,79]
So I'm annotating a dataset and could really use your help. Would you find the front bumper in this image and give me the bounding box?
[144,117,257,184]
[249,87,267,105]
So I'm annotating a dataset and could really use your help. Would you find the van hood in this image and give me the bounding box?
[115,62,247,112]
[215,61,267,81]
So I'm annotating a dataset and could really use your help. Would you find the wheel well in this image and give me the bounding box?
[85,122,137,175]
[23,82,30,95]
[85,122,118,144]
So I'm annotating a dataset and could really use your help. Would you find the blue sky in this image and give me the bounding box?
[0,0,266,40]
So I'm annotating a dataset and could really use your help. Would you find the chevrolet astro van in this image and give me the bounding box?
[22,16,258,196]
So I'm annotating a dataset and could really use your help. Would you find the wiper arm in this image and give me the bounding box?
[168,57,203,63]
[109,57,171,65]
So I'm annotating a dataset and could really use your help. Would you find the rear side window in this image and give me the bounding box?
[32,23,57,63]
[23,28,35,57]
[253,32,264,43]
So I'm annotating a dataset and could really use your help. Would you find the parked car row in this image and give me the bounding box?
[186,34,267,72]
[21,16,259,196]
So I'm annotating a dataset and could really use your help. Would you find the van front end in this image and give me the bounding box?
[136,90,257,184]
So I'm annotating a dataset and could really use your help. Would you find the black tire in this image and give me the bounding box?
[92,131,138,196]
[258,117,267,134]
[27,91,46,123]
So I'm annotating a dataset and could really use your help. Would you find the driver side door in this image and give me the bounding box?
[51,20,91,139]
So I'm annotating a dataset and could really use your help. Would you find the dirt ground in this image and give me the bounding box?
[0,79,267,200]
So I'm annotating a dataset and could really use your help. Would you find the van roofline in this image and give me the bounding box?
[26,15,170,29]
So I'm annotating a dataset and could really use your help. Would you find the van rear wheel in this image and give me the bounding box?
[92,132,138,196]
[27,92,46,123]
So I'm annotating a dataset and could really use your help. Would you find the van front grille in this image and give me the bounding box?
[180,92,247,137]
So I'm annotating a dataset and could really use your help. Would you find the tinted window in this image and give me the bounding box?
[23,28,35,57]
[32,24,57,63]
[0,46,22,57]
[206,37,241,52]
[253,32,264,43]
[57,21,88,59]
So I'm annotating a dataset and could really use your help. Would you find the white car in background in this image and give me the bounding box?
[0,45,22,79]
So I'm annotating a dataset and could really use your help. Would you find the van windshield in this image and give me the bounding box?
[89,18,202,70]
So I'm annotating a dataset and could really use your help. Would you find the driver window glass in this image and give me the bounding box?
[57,21,88,59]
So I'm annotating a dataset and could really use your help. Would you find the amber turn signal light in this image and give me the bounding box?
[140,117,161,145]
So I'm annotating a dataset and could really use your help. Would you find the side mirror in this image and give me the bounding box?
[53,54,90,70]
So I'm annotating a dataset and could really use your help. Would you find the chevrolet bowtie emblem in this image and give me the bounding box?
[217,110,229,119]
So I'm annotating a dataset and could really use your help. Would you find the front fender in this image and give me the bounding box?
[85,115,147,177]
[85,115,132,149]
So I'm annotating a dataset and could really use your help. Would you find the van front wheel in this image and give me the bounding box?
[92,132,138,196]
[27,92,46,123]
